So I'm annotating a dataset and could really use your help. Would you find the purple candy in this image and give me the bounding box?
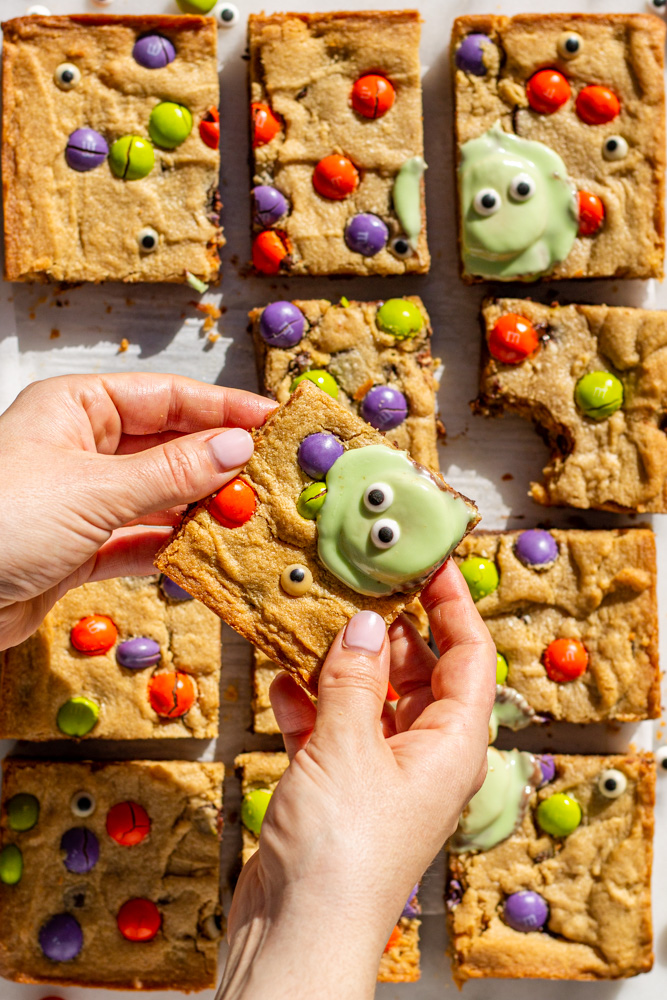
[515,529,559,568]
[455,33,491,76]
[252,185,288,226]
[161,575,194,601]
[297,433,344,480]
[538,754,556,787]
[361,385,408,431]
[116,636,161,670]
[401,883,421,918]
[65,128,108,172]
[345,213,388,257]
[446,878,463,911]
[39,913,83,962]
[503,891,549,933]
[259,301,306,348]
[61,827,100,874]
[133,34,176,69]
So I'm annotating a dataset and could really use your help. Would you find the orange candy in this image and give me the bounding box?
[251,102,282,147]
[384,925,402,953]
[106,801,151,847]
[351,74,396,119]
[526,69,570,114]
[70,615,118,656]
[575,85,620,125]
[117,898,161,942]
[386,680,400,702]
[488,314,539,365]
[148,671,196,718]
[210,477,257,528]
[252,230,289,274]
[312,154,360,200]
[543,638,589,683]
[578,191,605,236]
[199,107,219,149]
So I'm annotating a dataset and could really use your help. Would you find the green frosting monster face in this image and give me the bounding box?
[316,446,476,596]
[459,127,577,279]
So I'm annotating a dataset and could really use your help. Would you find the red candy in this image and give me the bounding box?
[70,615,118,656]
[543,638,589,683]
[106,801,151,846]
[210,477,257,528]
[117,898,161,942]
[384,925,402,953]
[386,680,399,702]
[251,102,282,147]
[199,107,219,149]
[252,230,289,274]
[575,85,620,125]
[148,671,196,718]
[351,74,396,119]
[578,191,605,236]
[526,69,570,114]
[312,154,360,200]
[488,314,539,365]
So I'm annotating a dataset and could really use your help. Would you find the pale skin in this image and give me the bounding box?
[0,373,495,998]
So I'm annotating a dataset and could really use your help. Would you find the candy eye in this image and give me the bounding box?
[473,188,501,216]
[70,791,96,818]
[370,518,400,549]
[55,63,81,90]
[603,136,628,161]
[509,174,535,202]
[648,0,666,13]
[363,483,394,513]
[214,2,240,27]
[280,564,313,596]
[597,768,627,799]
[557,32,583,59]
[389,236,413,259]
[137,227,158,253]
[657,746,667,772]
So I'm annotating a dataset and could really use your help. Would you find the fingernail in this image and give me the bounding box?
[343,611,385,654]
[208,428,254,471]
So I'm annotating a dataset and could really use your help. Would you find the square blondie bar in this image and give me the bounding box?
[0,759,223,991]
[249,11,429,275]
[452,14,665,281]
[474,298,667,512]
[0,575,221,740]
[2,14,222,283]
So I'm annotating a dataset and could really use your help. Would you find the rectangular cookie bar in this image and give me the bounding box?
[249,296,442,472]
[249,11,429,275]
[0,574,221,740]
[447,752,655,983]
[156,380,478,694]
[475,298,667,512]
[2,14,222,283]
[0,758,223,991]
[236,752,420,982]
[452,14,665,281]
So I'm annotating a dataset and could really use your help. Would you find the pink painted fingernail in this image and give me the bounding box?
[207,428,254,471]
[343,611,385,654]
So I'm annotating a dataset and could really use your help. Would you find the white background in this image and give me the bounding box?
[0,0,665,998]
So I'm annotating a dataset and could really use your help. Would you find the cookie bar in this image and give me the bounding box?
[0,575,221,740]
[456,528,660,724]
[249,11,429,275]
[452,14,665,281]
[249,296,442,472]
[156,380,478,694]
[447,752,655,983]
[474,299,667,512]
[2,14,222,283]
[0,758,223,991]
[235,752,420,982]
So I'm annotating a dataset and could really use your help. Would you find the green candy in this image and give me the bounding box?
[376,299,423,340]
[149,102,193,149]
[574,371,624,420]
[109,135,154,180]
[496,653,509,685]
[241,789,272,836]
[57,696,100,737]
[7,794,39,832]
[536,793,582,837]
[0,844,23,885]
[176,0,217,12]
[297,481,328,519]
[290,370,339,399]
[459,557,499,601]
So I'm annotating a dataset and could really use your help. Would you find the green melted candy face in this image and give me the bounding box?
[316,446,475,596]
[459,127,578,280]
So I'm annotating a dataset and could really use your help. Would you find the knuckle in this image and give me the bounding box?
[161,441,205,496]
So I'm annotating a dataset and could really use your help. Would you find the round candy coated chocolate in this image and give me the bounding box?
[312,154,359,200]
[489,313,539,364]
[376,299,423,339]
[575,85,620,125]
[199,109,219,150]
[543,637,588,683]
[259,301,305,347]
[574,371,623,420]
[252,185,288,226]
[360,385,408,431]
[526,69,570,114]
[57,697,100,737]
[252,230,289,274]
[290,369,339,399]
[109,135,154,181]
[65,128,109,172]
[538,754,556,787]
[116,637,161,671]
[297,432,344,480]
[106,801,151,846]
[61,827,100,874]
[71,614,117,655]
[149,101,192,148]
[536,793,582,837]
[160,575,193,601]
[0,844,22,885]
[209,477,257,528]
[175,0,217,11]
[503,890,549,932]
[401,884,420,918]
[515,529,558,567]
[459,557,499,601]
[148,671,196,718]
[241,788,272,835]
[345,214,388,256]
[351,74,395,119]
[133,34,176,69]
[384,925,402,952]
[578,191,605,236]
[39,913,83,962]
[297,481,328,519]
[280,564,313,596]
[496,653,509,685]
[455,34,490,76]
[117,898,161,942]
[251,102,282,147]
[7,793,39,832]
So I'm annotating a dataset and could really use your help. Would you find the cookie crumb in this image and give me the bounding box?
[118,338,129,353]
[49,328,60,339]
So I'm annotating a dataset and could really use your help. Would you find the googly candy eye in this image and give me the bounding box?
[137,227,159,253]
[473,188,501,216]
[214,2,240,27]
[389,236,413,259]
[70,790,96,818]
[647,0,666,14]
[371,518,400,549]
[509,174,535,202]
[55,63,81,89]
[363,483,394,513]
[603,136,628,161]
[657,746,667,772]
[557,32,583,59]
[280,564,313,596]
[597,768,627,799]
